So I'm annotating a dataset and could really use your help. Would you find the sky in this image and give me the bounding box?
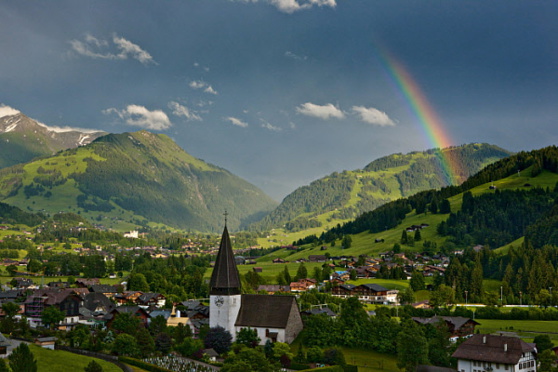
[1,0,557,201]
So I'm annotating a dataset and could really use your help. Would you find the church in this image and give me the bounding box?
[209,225,304,344]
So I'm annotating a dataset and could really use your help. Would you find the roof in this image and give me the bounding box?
[412,316,479,330]
[452,334,536,364]
[89,285,118,293]
[209,226,241,295]
[235,294,299,328]
[359,283,389,292]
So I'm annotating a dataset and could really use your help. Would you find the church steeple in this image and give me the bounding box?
[209,224,241,295]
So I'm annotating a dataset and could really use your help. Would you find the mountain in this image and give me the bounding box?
[0,109,106,169]
[0,130,277,232]
[252,143,513,232]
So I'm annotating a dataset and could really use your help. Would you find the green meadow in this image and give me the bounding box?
[28,344,121,372]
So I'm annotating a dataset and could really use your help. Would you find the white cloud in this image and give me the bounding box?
[168,101,202,121]
[103,105,171,130]
[189,80,218,95]
[285,51,307,61]
[296,102,345,120]
[260,120,282,132]
[0,104,20,118]
[69,33,156,65]
[225,117,249,128]
[352,106,396,126]
[269,0,336,13]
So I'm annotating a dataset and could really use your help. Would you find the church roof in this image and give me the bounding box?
[209,226,241,295]
[235,294,298,329]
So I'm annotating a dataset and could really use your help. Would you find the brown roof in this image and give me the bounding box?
[412,316,479,330]
[209,226,241,295]
[235,294,299,329]
[452,334,535,364]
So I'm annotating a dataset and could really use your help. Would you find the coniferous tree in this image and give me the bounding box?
[9,343,37,372]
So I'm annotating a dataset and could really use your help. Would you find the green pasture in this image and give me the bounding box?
[29,343,121,372]
[346,278,410,291]
[341,347,398,372]
[476,319,558,344]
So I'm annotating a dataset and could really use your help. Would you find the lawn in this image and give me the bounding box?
[476,319,558,344]
[29,344,121,372]
[340,348,398,372]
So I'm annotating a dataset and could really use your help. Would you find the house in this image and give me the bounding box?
[24,289,81,329]
[257,285,291,294]
[308,255,327,263]
[114,291,143,305]
[34,337,57,350]
[136,293,166,308]
[272,258,286,264]
[104,306,150,329]
[452,334,537,372]
[412,316,479,341]
[89,285,119,299]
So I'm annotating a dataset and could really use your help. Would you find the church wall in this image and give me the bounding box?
[209,294,241,340]
[284,299,304,344]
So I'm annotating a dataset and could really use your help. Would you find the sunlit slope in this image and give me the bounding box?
[0,130,277,232]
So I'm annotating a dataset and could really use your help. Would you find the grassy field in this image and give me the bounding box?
[341,347,398,372]
[476,319,558,344]
[29,344,122,372]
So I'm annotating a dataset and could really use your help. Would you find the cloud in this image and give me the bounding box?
[103,105,171,130]
[225,117,248,128]
[260,120,282,132]
[189,80,218,95]
[269,0,336,13]
[168,101,202,121]
[296,102,345,120]
[69,33,156,65]
[352,106,396,126]
[0,104,20,118]
[285,51,307,61]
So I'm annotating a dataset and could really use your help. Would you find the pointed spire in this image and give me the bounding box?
[209,225,241,295]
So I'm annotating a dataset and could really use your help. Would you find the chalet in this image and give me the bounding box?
[308,255,327,263]
[89,285,119,299]
[289,279,317,293]
[257,285,291,294]
[24,289,81,328]
[104,306,150,329]
[34,337,57,350]
[81,292,113,315]
[332,283,398,304]
[452,334,537,372]
[114,291,143,305]
[412,316,479,341]
[136,293,166,308]
[272,258,286,264]
[302,306,337,318]
[75,278,100,288]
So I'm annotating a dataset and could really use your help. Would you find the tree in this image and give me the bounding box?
[148,315,167,336]
[0,358,9,372]
[414,229,422,241]
[155,332,172,354]
[273,342,294,368]
[430,284,455,308]
[84,360,104,372]
[341,235,352,249]
[221,348,278,372]
[204,326,232,354]
[136,327,155,357]
[111,312,141,336]
[439,199,451,214]
[27,259,43,273]
[401,230,408,244]
[235,327,260,348]
[410,271,425,291]
[41,306,65,329]
[6,264,17,277]
[398,287,415,305]
[9,342,37,372]
[396,320,429,372]
[127,273,150,292]
[323,348,346,366]
[113,333,140,357]
[533,334,554,353]
[295,263,308,281]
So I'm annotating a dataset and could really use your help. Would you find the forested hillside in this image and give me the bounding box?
[252,143,512,232]
[0,131,277,232]
[298,145,558,250]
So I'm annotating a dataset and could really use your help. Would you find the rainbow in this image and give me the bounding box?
[374,46,464,185]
